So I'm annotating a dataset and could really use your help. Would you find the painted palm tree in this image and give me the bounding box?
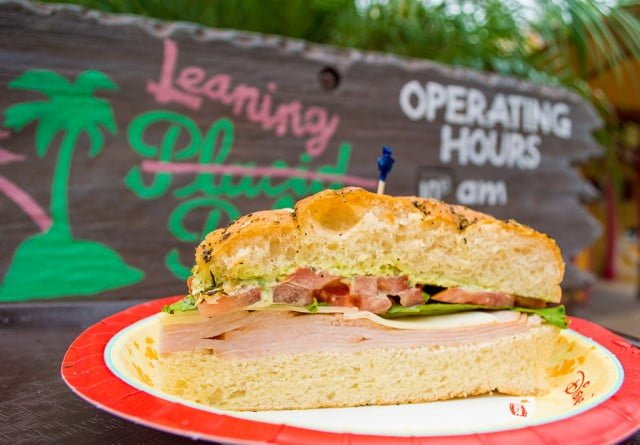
[0,70,143,301]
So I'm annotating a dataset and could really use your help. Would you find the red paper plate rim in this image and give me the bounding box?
[61,296,640,445]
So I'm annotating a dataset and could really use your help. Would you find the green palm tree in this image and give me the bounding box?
[0,70,143,301]
[6,70,116,235]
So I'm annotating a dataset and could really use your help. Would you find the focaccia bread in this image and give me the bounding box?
[190,187,564,303]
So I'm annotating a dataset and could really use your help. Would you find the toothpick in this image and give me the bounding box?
[377,146,395,194]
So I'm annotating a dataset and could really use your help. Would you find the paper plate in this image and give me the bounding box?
[62,296,640,444]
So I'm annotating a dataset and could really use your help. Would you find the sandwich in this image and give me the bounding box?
[157,187,567,411]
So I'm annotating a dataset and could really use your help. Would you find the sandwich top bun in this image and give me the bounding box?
[190,187,564,303]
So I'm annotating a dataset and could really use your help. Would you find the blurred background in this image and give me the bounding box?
[4,0,640,334]
[2,5,639,442]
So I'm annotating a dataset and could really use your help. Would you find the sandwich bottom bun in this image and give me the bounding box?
[157,324,559,411]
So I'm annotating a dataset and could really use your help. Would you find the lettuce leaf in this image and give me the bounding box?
[306,298,328,313]
[161,292,568,329]
[162,294,197,314]
[385,303,487,317]
[306,298,319,313]
[383,303,568,329]
[512,305,568,329]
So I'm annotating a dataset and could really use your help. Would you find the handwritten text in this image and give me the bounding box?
[125,110,362,279]
[147,39,340,157]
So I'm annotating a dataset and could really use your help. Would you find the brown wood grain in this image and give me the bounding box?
[0,0,602,300]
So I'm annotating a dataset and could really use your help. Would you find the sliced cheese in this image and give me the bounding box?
[342,310,505,330]
[249,303,359,314]
[253,304,513,330]
[168,302,512,331]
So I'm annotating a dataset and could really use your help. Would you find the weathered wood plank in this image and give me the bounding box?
[0,0,601,301]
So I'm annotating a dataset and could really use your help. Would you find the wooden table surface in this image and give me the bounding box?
[1,301,638,445]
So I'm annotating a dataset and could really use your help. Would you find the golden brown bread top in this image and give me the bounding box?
[190,187,565,302]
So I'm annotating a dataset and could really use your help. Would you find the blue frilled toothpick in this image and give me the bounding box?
[376,146,395,194]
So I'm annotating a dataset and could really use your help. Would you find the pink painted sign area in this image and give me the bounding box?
[147,39,340,157]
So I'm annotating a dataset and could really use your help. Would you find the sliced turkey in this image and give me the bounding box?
[159,310,532,358]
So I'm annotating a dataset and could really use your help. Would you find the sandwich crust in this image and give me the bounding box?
[191,187,564,303]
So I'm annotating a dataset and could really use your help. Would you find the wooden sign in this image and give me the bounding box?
[0,1,601,302]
